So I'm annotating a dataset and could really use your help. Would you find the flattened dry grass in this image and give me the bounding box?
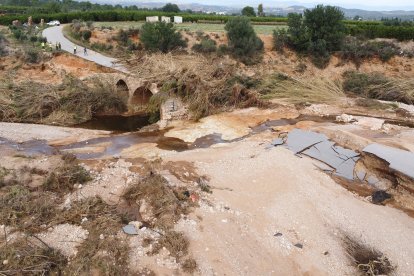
[0,186,60,234]
[128,53,265,119]
[0,155,93,233]
[151,230,189,261]
[62,197,129,275]
[0,238,67,275]
[259,73,344,104]
[43,154,92,195]
[123,174,193,230]
[0,75,127,125]
[343,71,414,105]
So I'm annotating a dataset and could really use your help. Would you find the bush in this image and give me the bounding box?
[24,48,40,63]
[140,22,187,53]
[304,5,345,52]
[0,33,8,56]
[343,71,414,104]
[308,39,330,68]
[224,16,263,64]
[117,29,129,45]
[281,5,345,67]
[29,35,38,43]
[340,37,400,66]
[272,29,289,53]
[217,44,228,56]
[343,71,389,95]
[192,38,217,53]
[81,30,92,41]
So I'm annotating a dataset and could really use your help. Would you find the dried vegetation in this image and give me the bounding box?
[344,236,394,276]
[128,53,265,119]
[0,75,127,125]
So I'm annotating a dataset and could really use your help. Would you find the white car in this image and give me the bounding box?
[47,20,61,26]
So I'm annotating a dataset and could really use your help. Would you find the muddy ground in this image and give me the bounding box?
[1,99,414,275]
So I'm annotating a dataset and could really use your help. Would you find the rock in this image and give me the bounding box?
[3,259,9,265]
[372,191,392,204]
[336,114,355,123]
[99,234,105,240]
[129,221,143,229]
[139,199,155,223]
[122,224,138,235]
[294,243,303,249]
[274,232,283,237]
[81,217,88,224]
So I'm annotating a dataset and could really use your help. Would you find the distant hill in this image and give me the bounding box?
[88,1,414,20]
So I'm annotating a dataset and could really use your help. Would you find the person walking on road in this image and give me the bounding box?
[58,42,61,50]
[73,45,77,55]
[83,47,87,56]
[55,42,59,51]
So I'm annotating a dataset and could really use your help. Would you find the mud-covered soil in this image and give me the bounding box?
[1,101,414,275]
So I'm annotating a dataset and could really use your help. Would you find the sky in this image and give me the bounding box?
[100,0,414,10]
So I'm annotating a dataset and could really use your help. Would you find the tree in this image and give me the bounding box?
[161,3,180,13]
[304,5,345,51]
[258,4,264,17]
[140,22,187,53]
[225,16,263,64]
[241,6,256,17]
[287,13,308,51]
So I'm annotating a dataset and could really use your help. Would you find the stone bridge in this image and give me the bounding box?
[110,73,159,109]
[91,73,186,120]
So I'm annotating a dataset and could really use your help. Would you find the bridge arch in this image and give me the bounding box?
[131,86,153,107]
[115,79,129,103]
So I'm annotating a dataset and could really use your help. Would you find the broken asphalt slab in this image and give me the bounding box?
[363,143,414,179]
[283,129,360,180]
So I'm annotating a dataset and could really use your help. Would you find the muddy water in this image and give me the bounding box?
[75,113,150,132]
[0,137,57,156]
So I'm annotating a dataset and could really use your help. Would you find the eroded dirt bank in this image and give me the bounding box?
[1,102,414,275]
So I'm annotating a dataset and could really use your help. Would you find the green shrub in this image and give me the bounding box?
[81,30,92,41]
[281,5,345,67]
[0,33,8,56]
[140,21,187,53]
[24,48,40,63]
[192,38,217,53]
[224,16,263,64]
[217,44,228,56]
[272,29,289,53]
[343,71,414,104]
[308,39,331,68]
[340,37,400,66]
[304,5,345,52]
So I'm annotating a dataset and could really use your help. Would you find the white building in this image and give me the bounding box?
[174,16,183,24]
[146,16,159,23]
[161,16,171,23]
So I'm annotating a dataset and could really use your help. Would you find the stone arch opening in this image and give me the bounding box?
[131,86,153,107]
[115,79,129,103]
